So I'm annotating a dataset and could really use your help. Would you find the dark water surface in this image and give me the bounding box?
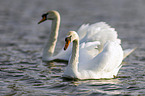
[0,0,145,95]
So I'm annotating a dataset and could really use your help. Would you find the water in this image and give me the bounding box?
[0,0,145,95]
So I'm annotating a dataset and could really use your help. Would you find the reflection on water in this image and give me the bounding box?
[0,0,145,95]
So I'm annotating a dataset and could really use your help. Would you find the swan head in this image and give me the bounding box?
[64,31,79,50]
[38,10,60,24]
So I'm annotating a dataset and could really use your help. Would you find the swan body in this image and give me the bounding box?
[63,31,123,79]
[38,10,135,61]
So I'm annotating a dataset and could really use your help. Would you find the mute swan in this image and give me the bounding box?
[63,31,123,79]
[38,10,135,61]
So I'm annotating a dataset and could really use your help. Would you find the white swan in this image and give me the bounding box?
[63,31,123,79]
[38,10,135,61]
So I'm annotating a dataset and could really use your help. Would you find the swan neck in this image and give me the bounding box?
[42,14,60,60]
[68,38,79,74]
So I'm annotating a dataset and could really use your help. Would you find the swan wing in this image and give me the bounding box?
[77,24,89,40]
[79,22,119,52]
[79,41,100,64]
[83,41,123,78]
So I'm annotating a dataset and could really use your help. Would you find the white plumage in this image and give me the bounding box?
[63,31,123,79]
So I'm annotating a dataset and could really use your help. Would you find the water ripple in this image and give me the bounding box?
[0,0,145,95]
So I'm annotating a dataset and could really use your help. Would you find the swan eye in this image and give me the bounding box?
[42,13,48,18]
[65,38,68,42]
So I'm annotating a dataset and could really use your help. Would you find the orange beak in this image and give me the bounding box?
[38,16,47,24]
[64,38,71,50]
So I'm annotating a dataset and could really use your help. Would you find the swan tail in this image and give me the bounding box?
[123,48,136,59]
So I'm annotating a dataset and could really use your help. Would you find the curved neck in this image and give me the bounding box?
[68,38,79,75]
[42,15,60,60]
